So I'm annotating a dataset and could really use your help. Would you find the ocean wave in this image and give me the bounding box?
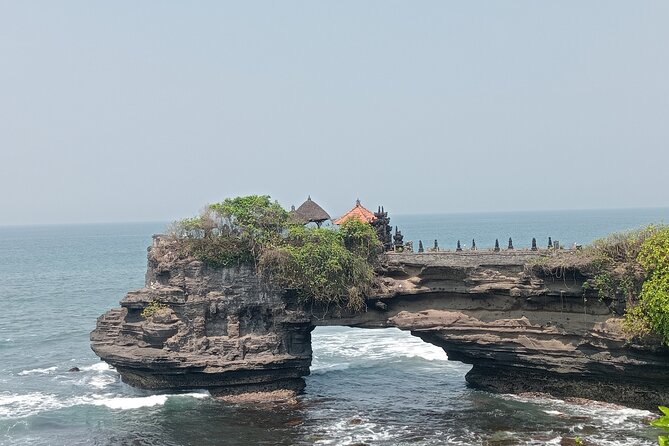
[17,366,58,376]
[309,362,352,374]
[0,391,210,419]
[312,415,407,445]
[504,393,652,424]
[312,327,449,363]
[87,373,118,390]
[85,391,209,410]
[0,392,65,419]
[78,362,118,390]
[501,393,656,445]
[80,362,113,373]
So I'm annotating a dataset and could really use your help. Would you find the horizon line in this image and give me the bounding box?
[1,205,668,228]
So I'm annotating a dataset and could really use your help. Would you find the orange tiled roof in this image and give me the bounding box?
[333,200,377,225]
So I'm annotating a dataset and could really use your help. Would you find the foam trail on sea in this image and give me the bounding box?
[502,393,656,446]
[0,391,211,419]
[84,392,210,410]
[81,362,113,372]
[0,392,66,419]
[17,366,58,376]
[312,416,405,445]
[312,327,448,365]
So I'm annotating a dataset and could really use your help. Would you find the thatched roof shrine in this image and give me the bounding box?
[292,196,331,227]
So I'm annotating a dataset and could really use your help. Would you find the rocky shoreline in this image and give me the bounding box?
[91,235,669,409]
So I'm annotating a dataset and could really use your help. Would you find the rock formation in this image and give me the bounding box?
[91,236,312,399]
[91,237,669,409]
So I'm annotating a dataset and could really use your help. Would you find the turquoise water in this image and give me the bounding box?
[1,208,668,445]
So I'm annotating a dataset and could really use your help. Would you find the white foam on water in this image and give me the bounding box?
[312,415,406,445]
[312,327,448,368]
[0,392,65,419]
[87,373,118,390]
[508,393,652,425]
[537,437,562,445]
[89,394,169,409]
[0,390,210,419]
[309,362,351,374]
[384,339,448,361]
[76,362,118,390]
[501,393,657,446]
[85,391,210,410]
[80,362,113,372]
[17,366,58,376]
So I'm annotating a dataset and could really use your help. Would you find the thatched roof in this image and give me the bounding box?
[333,199,377,225]
[293,196,331,224]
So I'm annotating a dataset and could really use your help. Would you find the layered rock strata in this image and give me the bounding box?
[91,236,312,398]
[91,240,669,408]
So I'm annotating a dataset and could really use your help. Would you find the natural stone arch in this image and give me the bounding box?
[91,236,669,410]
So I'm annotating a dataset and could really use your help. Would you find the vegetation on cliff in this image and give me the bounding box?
[652,406,669,446]
[169,195,381,310]
[626,226,669,344]
[532,225,669,344]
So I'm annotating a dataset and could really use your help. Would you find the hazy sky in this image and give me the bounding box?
[1,2,668,225]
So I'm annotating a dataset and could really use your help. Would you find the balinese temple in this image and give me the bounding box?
[333,199,376,224]
[291,196,331,227]
[334,199,394,251]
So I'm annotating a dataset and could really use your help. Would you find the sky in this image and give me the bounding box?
[1,1,668,225]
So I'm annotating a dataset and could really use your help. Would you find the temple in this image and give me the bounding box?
[372,206,393,251]
[333,199,376,224]
[334,200,394,251]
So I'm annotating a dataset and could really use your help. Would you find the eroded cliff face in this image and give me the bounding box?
[91,240,669,408]
[91,236,313,398]
[328,253,669,410]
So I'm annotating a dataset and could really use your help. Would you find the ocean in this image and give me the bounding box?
[1,208,668,446]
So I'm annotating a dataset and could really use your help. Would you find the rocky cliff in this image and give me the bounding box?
[91,238,669,408]
[91,236,313,399]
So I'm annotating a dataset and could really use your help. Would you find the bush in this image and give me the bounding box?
[259,225,377,311]
[170,195,380,311]
[531,224,669,344]
[339,218,383,262]
[651,406,669,445]
[141,300,167,319]
[183,235,254,268]
[625,226,669,344]
[585,227,652,301]
[530,226,655,303]
[170,195,294,267]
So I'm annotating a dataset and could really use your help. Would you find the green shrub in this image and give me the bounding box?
[530,226,655,302]
[141,300,167,319]
[339,218,383,262]
[259,225,376,311]
[531,224,669,344]
[587,228,653,301]
[170,195,380,311]
[625,226,669,344]
[171,195,293,267]
[183,235,254,268]
[651,406,669,445]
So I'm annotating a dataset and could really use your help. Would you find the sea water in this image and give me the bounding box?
[1,208,668,445]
